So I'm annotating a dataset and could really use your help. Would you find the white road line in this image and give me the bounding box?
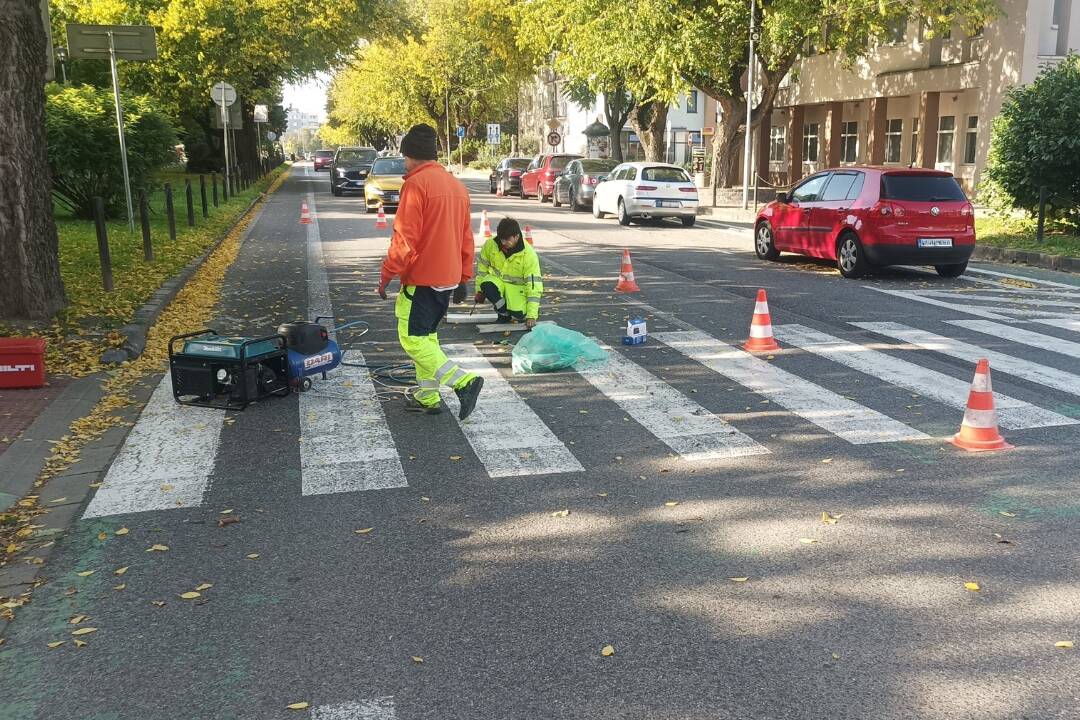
[440,344,584,477]
[966,266,1080,289]
[853,322,1080,399]
[776,324,1077,430]
[864,287,1010,319]
[312,697,396,720]
[579,342,770,460]
[301,191,407,494]
[947,319,1080,361]
[917,289,1080,310]
[654,330,929,444]
[1033,318,1080,335]
[83,375,221,518]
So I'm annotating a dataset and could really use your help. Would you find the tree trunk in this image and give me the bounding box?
[631,100,669,162]
[603,90,633,163]
[0,0,67,320]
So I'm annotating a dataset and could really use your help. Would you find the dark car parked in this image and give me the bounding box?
[329,147,378,196]
[313,149,334,171]
[552,158,619,211]
[489,157,532,195]
[520,153,583,202]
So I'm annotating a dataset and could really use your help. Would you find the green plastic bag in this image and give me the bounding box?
[512,323,608,374]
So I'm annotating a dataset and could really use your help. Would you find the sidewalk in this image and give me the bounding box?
[0,381,71,458]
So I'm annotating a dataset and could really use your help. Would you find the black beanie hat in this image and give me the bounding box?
[496,217,521,241]
[400,124,439,161]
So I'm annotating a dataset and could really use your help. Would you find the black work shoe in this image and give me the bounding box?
[404,394,443,415]
[496,312,512,324]
[454,377,484,421]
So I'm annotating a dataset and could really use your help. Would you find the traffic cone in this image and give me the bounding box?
[481,209,492,239]
[742,289,781,352]
[614,249,641,292]
[951,359,1013,452]
[375,207,387,230]
[299,203,312,225]
[524,224,534,246]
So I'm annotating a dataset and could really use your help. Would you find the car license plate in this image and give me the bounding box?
[656,200,680,208]
[387,193,398,202]
[918,238,953,248]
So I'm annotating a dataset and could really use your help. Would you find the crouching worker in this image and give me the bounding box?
[376,123,484,419]
[475,218,544,328]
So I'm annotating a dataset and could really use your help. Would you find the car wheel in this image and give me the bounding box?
[332,185,341,197]
[569,189,580,213]
[552,188,562,208]
[754,221,781,260]
[837,232,870,279]
[593,199,604,219]
[681,215,697,228]
[537,186,546,203]
[617,199,632,226]
[935,262,968,278]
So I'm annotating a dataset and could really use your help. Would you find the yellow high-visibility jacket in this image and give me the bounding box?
[476,238,544,320]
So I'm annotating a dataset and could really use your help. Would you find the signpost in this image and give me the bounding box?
[253,104,268,161]
[212,82,237,194]
[456,126,465,169]
[547,131,561,149]
[67,23,157,233]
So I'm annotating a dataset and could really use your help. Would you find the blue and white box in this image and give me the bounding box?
[623,317,647,345]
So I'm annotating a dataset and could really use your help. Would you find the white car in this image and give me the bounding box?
[592,162,699,227]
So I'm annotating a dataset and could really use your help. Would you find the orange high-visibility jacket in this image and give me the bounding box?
[380,162,474,288]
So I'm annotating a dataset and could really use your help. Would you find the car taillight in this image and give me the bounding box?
[961,202,973,216]
[678,187,697,193]
[635,185,657,191]
[509,170,521,177]
[874,202,904,217]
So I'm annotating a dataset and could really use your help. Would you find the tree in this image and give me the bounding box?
[1,0,66,320]
[982,55,1080,220]
[564,81,635,163]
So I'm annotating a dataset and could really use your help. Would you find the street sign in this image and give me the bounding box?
[691,146,707,174]
[208,102,243,129]
[547,131,561,148]
[456,126,465,138]
[266,131,277,141]
[486,123,501,145]
[253,104,268,123]
[66,24,157,60]
[211,81,237,108]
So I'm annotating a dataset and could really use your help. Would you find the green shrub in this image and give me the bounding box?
[467,158,495,170]
[45,83,179,219]
[981,55,1080,220]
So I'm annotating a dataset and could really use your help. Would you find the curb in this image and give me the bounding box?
[101,190,267,364]
[972,244,1080,274]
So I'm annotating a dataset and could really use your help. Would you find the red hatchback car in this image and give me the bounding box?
[520,153,582,202]
[754,167,975,278]
[313,149,334,171]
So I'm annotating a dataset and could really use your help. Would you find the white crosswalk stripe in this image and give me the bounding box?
[776,324,1077,430]
[853,322,1080,399]
[864,286,1010,319]
[440,344,584,477]
[83,375,222,518]
[947,319,1080,361]
[312,697,396,719]
[966,266,1080,289]
[579,341,770,460]
[653,330,929,444]
[918,290,1080,311]
[1033,318,1080,335]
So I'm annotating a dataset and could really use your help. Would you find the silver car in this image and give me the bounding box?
[552,158,620,212]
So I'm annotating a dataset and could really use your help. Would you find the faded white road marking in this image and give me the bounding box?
[864,287,1010,319]
[853,322,1080,399]
[654,330,928,444]
[918,290,1080,310]
[966,266,1080,289]
[1033,318,1080,335]
[312,697,396,720]
[301,191,407,494]
[579,342,770,460]
[947,319,1080,361]
[440,344,583,477]
[776,324,1076,430]
[83,375,221,518]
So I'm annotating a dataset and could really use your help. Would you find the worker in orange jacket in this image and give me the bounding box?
[377,124,484,419]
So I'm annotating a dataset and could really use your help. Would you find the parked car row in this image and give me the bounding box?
[490,153,700,227]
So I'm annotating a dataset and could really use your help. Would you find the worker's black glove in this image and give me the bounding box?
[452,283,468,304]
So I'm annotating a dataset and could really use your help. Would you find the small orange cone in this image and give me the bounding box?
[524,225,534,246]
[375,207,387,230]
[951,359,1012,452]
[742,289,781,352]
[614,249,641,292]
[481,209,492,239]
[299,203,312,225]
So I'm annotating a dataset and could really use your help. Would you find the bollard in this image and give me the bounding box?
[212,172,220,206]
[138,188,153,262]
[93,197,114,292]
[1036,186,1047,244]
[164,182,177,242]
[199,175,208,218]
[185,179,196,226]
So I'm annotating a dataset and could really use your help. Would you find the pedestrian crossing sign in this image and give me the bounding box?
[623,317,647,345]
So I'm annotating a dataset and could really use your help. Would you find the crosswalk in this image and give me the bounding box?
[81,312,1080,518]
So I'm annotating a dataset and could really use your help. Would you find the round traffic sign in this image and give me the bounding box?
[211,81,236,107]
[266,131,277,141]
[547,131,561,147]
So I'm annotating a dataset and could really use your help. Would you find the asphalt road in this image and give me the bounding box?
[3,163,1079,720]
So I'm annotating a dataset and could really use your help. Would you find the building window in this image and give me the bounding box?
[840,121,858,163]
[937,115,955,164]
[963,116,978,164]
[686,90,698,113]
[911,118,920,164]
[885,119,903,163]
[769,126,786,162]
[689,130,702,146]
[1053,0,1064,26]
[803,123,820,163]
[885,18,907,44]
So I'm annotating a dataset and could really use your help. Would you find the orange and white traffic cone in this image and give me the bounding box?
[742,289,781,352]
[524,224,534,246]
[299,203,312,225]
[614,249,641,292]
[951,359,1013,452]
[375,207,387,230]
[481,209,492,239]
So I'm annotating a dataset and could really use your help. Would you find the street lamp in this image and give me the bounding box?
[56,46,68,84]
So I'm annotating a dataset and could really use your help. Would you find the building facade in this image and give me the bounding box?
[286,108,323,135]
[759,0,1077,193]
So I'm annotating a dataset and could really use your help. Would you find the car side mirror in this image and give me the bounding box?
[776,191,790,204]
[597,176,608,183]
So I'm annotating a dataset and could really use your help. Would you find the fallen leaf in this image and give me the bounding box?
[601,644,615,657]
[799,538,819,544]
[114,566,128,575]
[597,493,608,498]
[578,410,588,414]
[286,702,310,710]
[354,528,374,535]
[151,601,165,607]
[821,512,839,525]
[179,591,201,600]
[47,641,65,649]
[194,583,213,591]
[69,614,87,624]
[420,496,430,502]
[113,584,126,591]
[146,544,169,552]
[664,501,679,507]
[411,656,424,663]
[97,532,107,541]
[219,509,233,514]
[821,458,833,464]
[71,627,97,636]
[728,577,749,583]
[114,527,129,536]
[160,484,173,492]
[74,640,87,648]
[218,515,240,527]
[831,652,840,660]
[998,511,1016,518]
[551,509,570,517]
[964,582,980,592]
[50,497,68,503]
[246,553,260,559]
[1055,641,1074,649]
[76,570,95,577]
